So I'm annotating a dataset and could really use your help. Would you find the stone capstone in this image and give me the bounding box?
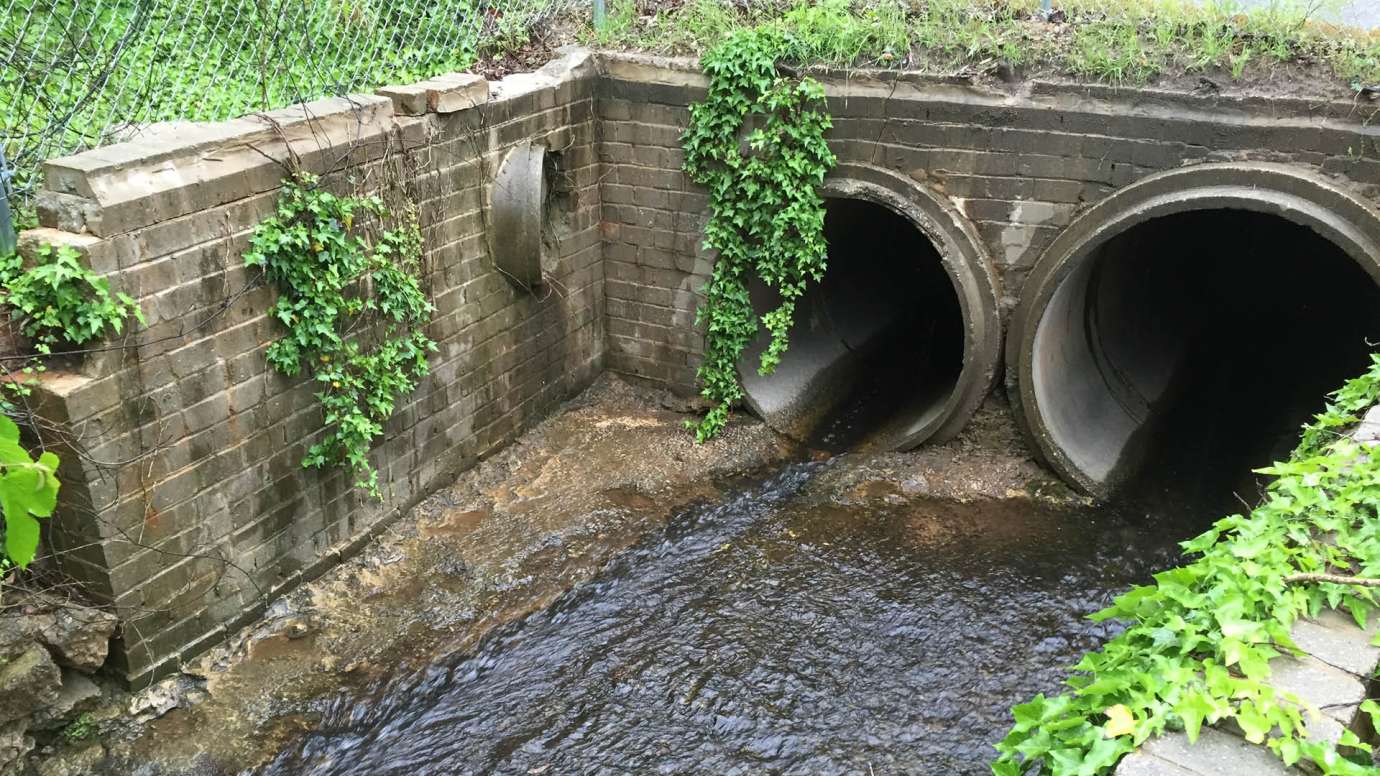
[377,72,488,116]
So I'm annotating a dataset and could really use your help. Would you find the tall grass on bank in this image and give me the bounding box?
[587,0,1380,87]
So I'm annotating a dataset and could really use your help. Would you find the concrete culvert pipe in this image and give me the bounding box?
[737,164,1001,452]
[1009,163,1380,500]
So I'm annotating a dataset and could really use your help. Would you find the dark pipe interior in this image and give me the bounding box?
[739,197,964,452]
[1032,209,1380,510]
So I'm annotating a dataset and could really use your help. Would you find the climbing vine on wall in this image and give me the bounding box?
[246,172,435,497]
[0,241,142,577]
[0,244,144,356]
[994,355,1380,775]
[681,23,835,441]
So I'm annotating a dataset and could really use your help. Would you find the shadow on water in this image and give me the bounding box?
[1086,210,1380,514]
[255,462,1220,776]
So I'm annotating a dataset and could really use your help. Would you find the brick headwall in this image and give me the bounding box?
[20,48,1380,683]
[593,53,1380,396]
[23,51,604,685]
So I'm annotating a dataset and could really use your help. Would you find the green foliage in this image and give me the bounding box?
[0,242,127,579]
[4,0,565,222]
[993,353,1380,776]
[594,0,1380,88]
[780,0,911,66]
[61,712,96,742]
[593,0,641,46]
[245,172,435,497]
[681,20,836,440]
[0,415,59,571]
[0,244,143,355]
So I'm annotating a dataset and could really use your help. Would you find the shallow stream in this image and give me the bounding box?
[255,461,1215,775]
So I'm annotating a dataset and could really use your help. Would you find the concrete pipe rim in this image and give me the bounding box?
[1006,162,1380,497]
[736,162,1002,451]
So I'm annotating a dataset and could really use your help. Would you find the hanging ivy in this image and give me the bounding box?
[245,172,435,497]
[681,25,836,441]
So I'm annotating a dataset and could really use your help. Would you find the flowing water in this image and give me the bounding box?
[256,462,1216,775]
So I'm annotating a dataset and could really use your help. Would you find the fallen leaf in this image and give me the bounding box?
[1104,704,1136,737]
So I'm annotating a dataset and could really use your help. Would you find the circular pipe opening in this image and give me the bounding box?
[1011,164,1380,500]
[736,166,1001,453]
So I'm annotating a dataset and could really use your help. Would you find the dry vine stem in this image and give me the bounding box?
[1284,573,1380,587]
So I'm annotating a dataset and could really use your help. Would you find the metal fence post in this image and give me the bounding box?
[0,150,15,257]
[593,0,607,31]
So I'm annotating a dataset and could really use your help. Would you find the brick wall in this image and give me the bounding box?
[22,51,604,685]
[594,53,1380,396]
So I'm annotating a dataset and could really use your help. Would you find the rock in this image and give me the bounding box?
[658,393,711,414]
[0,646,61,723]
[0,618,30,664]
[127,675,204,723]
[36,742,105,776]
[1354,405,1380,444]
[0,596,118,674]
[0,720,33,776]
[32,607,118,673]
[31,671,103,731]
[282,619,313,640]
[1138,728,1294,775]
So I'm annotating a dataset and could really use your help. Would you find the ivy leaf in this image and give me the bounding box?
[0,417,60,568]
[1103,704,1136,738]
[1235,704,1273,744]
[1174,690,1218,742]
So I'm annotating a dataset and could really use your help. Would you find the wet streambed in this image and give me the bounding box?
[256,462,1213,775]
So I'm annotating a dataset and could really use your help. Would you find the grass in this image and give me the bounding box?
[585,0,1380,88]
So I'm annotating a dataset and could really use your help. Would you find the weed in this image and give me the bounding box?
[0,244,143,356]
[61,712,96,742]
[682,22,835,440]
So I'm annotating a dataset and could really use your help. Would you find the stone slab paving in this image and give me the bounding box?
[1113,409,1380,775]
[1113,583,1380,775]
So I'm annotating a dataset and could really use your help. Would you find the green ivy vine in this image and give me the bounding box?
[995,355,1380,775]
[681,24,835,441]
[0,241,142,577]
[0,243,143,355]
[245,172,435,497]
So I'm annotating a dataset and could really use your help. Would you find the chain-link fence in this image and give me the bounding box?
[0,0,582,222]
